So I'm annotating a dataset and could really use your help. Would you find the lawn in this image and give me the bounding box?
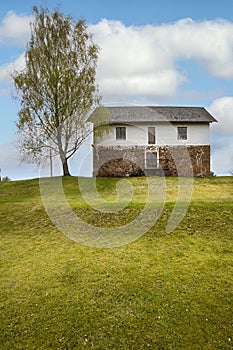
[0,176,233,349]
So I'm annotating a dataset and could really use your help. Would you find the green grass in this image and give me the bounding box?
[0,176,233,349]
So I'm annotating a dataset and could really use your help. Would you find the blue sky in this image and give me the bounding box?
[1,0,233,25]
[0,0,233,179]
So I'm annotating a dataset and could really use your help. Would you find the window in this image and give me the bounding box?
[148,127,156,144]
[145,151,158,169]
[116,127,126,140]
[177,127,187,140]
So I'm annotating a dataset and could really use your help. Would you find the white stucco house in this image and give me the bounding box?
[89,106,217,177]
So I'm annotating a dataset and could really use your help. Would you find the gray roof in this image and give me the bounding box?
[90,106,217,124]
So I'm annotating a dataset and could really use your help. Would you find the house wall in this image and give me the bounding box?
[159,145,211,177]
[93,145,211,177]
[95,123,210,146]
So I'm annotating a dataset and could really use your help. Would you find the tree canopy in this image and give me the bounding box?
[13,6,104,176]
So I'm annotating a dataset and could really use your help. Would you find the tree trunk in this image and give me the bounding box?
[62,157,71,176]
[56,126,71,176]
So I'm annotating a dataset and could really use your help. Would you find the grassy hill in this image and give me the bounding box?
[0,176,233,349]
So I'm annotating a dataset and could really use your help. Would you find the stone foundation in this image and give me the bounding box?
[93,145,211,177]
[97,158,145,177]
[93,146,145,177]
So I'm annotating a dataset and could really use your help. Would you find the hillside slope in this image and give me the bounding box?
[0,176,233,349]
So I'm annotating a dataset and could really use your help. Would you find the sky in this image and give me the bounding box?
[0,0,233,180]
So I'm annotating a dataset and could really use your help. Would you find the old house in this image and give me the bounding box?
[89,106,217,177]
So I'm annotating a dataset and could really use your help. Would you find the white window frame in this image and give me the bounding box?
[177,126,188,140]
[145,150,159,169]
[148,126,156,144]
[116,126,126,140]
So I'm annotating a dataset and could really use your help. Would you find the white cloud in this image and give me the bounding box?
[0,52,25,83]
[0,11,33,46]
[208,97,233,175]
[1,15,233,101]
[211,137,233,175]
[161,18,233,78]
[0,53,25,84]
[90,18,233,99]
[208,96,233,135]
[100,70,184,97]
[0,11,30,86]
[91,19,186,99]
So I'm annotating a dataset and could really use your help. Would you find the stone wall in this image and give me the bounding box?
[93,145,211,177]
[159,145,211,177]
[93,146,145,177]
[189,145,211,177]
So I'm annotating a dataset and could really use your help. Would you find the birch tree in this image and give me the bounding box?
[13,6,102,176]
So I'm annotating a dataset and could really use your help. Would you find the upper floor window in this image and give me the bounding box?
[177,127,187,140]
[148,127,156,144]
[116,127,126,140]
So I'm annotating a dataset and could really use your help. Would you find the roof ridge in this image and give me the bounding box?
[88,106,217,123]
[106,105,206,108]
